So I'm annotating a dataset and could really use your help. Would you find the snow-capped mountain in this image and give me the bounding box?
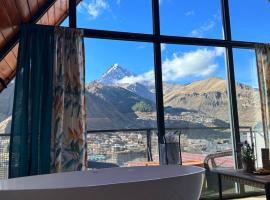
[96,64,135,85]
[95,64,155,101]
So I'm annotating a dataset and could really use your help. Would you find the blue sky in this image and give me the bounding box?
[63,0,270,87]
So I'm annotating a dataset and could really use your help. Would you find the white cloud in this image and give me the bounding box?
[117,48,224,85]
[162,48,223,81]
[78,0,109,20]
[116,0,121,5]
[190,20,216,38]
[117,71,155,85]
[161,44,166,52]
[185,10,195,16]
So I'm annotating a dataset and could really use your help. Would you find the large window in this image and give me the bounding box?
[84,38,157,166]
[85,39,156,130]
[162,45,231,154]
[161,45,236,197]
[234,49,264,167]
[0,0,269,199]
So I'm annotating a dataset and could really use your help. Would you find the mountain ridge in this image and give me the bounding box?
[0,65,262,135]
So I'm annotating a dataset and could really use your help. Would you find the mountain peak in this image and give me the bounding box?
[107,63,120,73]
[97,64,134,85]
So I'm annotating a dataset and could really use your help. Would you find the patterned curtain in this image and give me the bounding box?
[9,25,87,178]
[256,45,270,148]
[50,28,87,173]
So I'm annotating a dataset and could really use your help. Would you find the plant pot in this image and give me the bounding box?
[242,159,255,173]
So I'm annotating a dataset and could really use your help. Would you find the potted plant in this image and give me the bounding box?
[241,141,256,173]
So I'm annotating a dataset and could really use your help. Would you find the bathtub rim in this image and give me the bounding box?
[0,165,205,191]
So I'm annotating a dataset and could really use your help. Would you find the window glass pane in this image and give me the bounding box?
[85,39,157,167]
[160,0,223,39]
[60,17,69,27]
[77,0,152,33]
[229,0,270,42]
[0,79,14,179]
[161,44,236,198]
[0,80,14,134]
[233,49,265,168]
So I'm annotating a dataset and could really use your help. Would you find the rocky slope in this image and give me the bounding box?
[163,77,261,126]
[85,83,156,130]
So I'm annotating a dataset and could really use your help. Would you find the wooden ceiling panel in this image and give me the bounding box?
[47,4,56,25]
[42,12,50,25]
[4,50,17,71]
[12,44,19,57]
[37,0,47,8]
[27,0,40,16]
[0,0,81,91]
[54,0,62,22]
[14,0,32,23]
[0,59,12,78]
[60,0,67,13]
[60,0,68,16]
[0,60,6,78]
[0,2,14,43]
[0,33,5,49]
[2,0,21,30]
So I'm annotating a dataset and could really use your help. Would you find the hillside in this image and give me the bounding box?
[163,77,261,126]
[0,65,262,138]
[85,83,156,130]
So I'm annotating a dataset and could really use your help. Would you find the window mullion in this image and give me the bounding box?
[221,0,242,169]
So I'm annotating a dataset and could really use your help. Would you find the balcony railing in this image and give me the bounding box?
[0,126,257,179]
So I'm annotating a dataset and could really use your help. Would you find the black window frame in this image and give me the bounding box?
[68,0,265,169]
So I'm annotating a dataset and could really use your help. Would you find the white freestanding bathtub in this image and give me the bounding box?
[0,165,205,200]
